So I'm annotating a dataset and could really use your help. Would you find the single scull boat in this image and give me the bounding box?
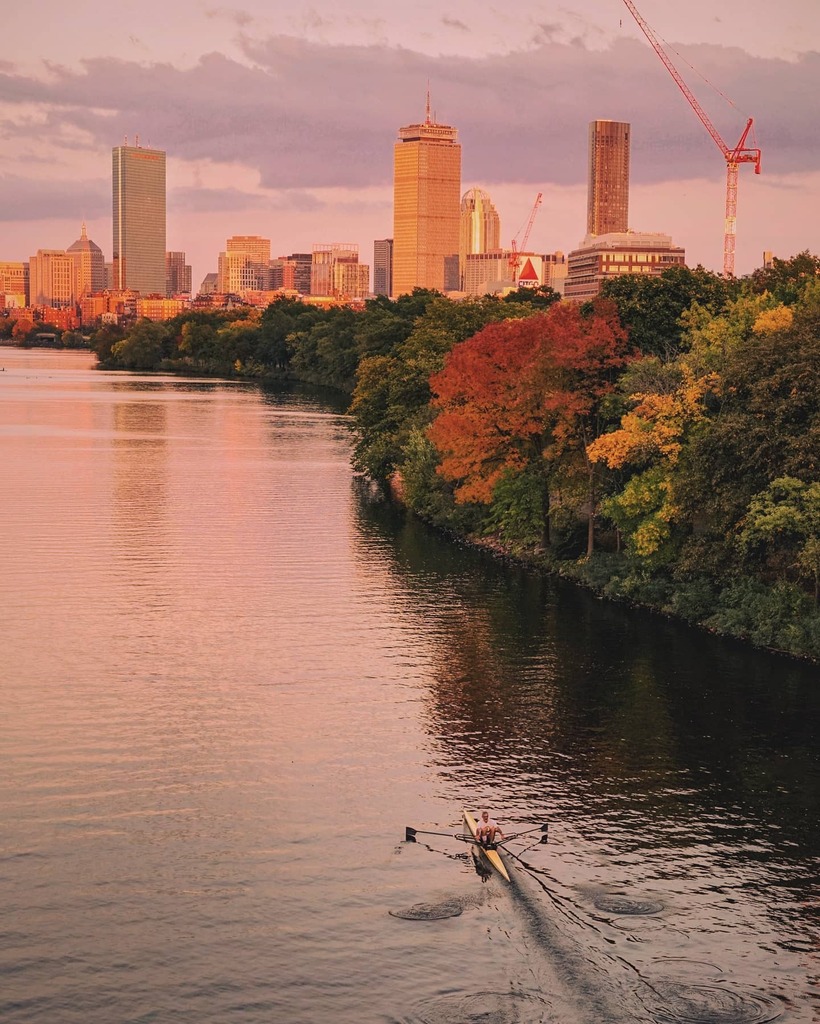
[462,809,511,882]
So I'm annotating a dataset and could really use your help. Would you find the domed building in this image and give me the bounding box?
[67,223,105,297]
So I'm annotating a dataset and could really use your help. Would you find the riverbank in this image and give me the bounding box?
[391,482,820,664]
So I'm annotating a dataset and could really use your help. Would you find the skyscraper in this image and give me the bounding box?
[392,97,461,297]
[587,120,630,237]
[373,239,393,296]
[459,188,501,290]
[112,142,166,295]
[166,252,192,296]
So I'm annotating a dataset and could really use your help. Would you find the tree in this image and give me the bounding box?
[597,265,734,358]
[502,285,561,310]
[110,319,171,370]
[746,250,820,305]
[739,477,820,602]
[429,301,632,552]
[349,295,524,482]
[676,283,820,574]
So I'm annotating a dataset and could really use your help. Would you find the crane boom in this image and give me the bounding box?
[509,192,543,282]
[622,0,761,277]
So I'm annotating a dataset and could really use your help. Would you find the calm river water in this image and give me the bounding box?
[0,347,817,1024]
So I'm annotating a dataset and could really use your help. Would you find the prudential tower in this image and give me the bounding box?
[392,95,461,297]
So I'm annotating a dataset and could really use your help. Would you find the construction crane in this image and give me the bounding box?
[622,0,761,277]
[509,192,543,283]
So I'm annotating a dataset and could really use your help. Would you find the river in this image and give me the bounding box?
[0,347,817,1024]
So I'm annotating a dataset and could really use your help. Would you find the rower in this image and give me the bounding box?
[475,810,503,848]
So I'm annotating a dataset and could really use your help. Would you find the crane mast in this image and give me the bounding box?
[509,192,543,282]
[622,0,761,277]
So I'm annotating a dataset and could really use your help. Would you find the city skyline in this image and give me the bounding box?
[2,1,819,288]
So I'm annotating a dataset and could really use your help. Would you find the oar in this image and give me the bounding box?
[405,826,461,843]
[499,823,549,845]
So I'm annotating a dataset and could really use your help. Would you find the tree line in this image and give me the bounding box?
[87,254,820,661]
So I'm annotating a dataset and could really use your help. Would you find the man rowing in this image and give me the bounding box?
[475,810,503,848]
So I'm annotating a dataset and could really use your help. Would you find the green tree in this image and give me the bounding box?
[746,250,820,305]
[597,264,734,358]
[739,477,820,602]
[110,320,171,370]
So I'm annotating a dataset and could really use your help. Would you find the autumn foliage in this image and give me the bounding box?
[429,301,632,520]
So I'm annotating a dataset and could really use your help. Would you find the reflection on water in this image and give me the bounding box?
[0,348,817,1024]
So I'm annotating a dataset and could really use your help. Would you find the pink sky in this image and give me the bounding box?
[1,0,819,289]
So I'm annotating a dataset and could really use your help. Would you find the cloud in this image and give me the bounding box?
[169,185,323,213]
[0,174,108,221]
[442,17,469,32]
[0,36,818,201]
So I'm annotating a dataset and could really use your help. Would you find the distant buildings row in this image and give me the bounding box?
[1,112,688,329]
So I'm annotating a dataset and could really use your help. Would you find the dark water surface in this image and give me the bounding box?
[1,348,817,1024]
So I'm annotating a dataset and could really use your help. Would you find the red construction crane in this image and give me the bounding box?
[509,192,543,282]
[622,0,761,277]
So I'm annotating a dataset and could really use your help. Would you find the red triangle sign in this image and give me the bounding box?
[518,258,539,282]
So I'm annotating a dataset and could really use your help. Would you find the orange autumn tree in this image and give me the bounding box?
[428,301,632,553]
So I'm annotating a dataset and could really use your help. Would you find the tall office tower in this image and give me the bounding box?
[459,188,500,290]
[392,97,461,296]
[373,238,393,296]
[112,142,166,295]
[587,120,630,237]
[166,251,192,296]
[28,250,77,307]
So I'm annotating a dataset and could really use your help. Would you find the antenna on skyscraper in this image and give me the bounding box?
[135,133,140,148]
[425,83,431,124]
[124,136,128,146]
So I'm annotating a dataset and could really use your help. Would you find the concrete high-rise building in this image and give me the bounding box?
[392,98,461,296]
[0,261,29,307]
[112,142,166,295]
[28,249,77,307]
[565,231,685,302]
[587,120,630,238]
[166,252,192,296]
[373,239,393,296]
[226,235,271,264]
[459,188,500,290]
[217,236,272,296]
[67,223,105,297]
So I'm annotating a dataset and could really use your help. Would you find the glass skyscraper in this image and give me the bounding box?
[586,121,630,238]
[112,144,166,295]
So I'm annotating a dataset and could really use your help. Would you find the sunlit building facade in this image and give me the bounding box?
[112,143,167,295]
[565,231,685,302]
[587,120,630,238]
[311,244,370,299]
[28,250,76,307]
[392,102,461,296]
[0,261,29,308]
[459,188,500,291]
[67,223,106,298]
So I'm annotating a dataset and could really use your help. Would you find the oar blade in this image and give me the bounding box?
[405,826,417,842]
